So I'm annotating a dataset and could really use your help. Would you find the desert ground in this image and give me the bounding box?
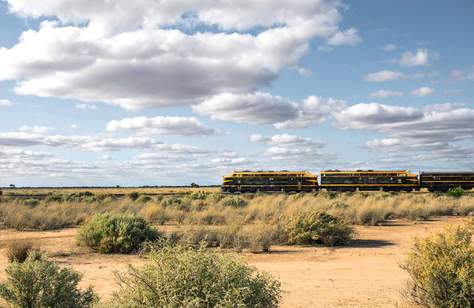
[0,216,466,307]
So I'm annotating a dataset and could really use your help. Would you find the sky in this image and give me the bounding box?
[0,0,473,187]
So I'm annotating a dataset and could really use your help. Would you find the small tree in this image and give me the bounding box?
[401,225,474,307]
[0,254,96,308]
[107,244,281,307]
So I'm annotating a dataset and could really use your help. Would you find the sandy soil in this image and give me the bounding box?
[0,217,466,307]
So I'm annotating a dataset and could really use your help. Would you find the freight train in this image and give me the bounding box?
[221,170,474,193]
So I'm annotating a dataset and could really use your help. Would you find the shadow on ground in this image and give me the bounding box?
[348,239,395,248]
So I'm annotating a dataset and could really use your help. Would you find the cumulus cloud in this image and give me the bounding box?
[411,86,434,97]
[369,90,404,98]
[326,28,362,46]
[1,0,360,109]
[364,70,404,82]
[273,96,346,129]
[399,48,438,67]
[0,130,162,151]
[336,102,474,163]
[19,125,52,134]
[335,103,423,129]
[249,133,334,164]
[106,116,215,136]
[250,133,326,148]
[193,92,299,125]
[194,92,344,129]
[0,99,14,107]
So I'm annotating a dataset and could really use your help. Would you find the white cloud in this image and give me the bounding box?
[382,44,398,52]
[1,0,360,109]
[364,70,404,82]
[411,86,434,97]
[249,133,334,164]
[0,99,14,107]
[336,102,474,164]
[75,103,97,110]
[0,130,162,151]
[249,134,265,143]
[193,92,299,125]
[369,90,404,98]
[194,92,344,129]
[399,48,438,67]
[19,125,52,134]
[250,133,326,148]
[449,66,474,81]
[326,28,362,46]
[106,116,215,136]
[273,96,345,129]
[335,103,423,129]
[294,66,312,77]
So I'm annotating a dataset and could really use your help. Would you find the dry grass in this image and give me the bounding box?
[0,192,472,231]
[0,186,219,196]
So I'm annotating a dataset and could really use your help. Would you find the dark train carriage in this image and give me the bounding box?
[221,171,318,193]
[420,172,474,192]
[320,170,419,192]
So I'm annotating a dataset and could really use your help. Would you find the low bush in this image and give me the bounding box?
[221,196,247,208]
[128,192,140,201]
[0,254,96,307]
[21,199,40,207]
[401,225,474,307]
[189,191,208,200]
[136,195,152,203]
[245,224,274,253]
[107,244,281,307]
[6,240,41,263]
[448,186,465,198]
[284,211,353,246]
[0,202,88,231]
[217,224,247,251]
[78,214,160,254]
[179,228,220,248]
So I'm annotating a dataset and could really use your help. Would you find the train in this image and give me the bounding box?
[221,170,474,193]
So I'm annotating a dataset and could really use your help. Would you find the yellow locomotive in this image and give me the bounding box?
[221,170,318,193]
[320,170,419,192]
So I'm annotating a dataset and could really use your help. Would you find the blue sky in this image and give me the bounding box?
[0,0,473,186]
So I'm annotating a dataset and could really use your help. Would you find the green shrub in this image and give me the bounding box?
[284,211,353,246]
[401,225,474,307]
[78,214,160,254]
[6,240,41,263]
[107,244,281,307]
[448,187,465,198]
[45,194,64,203]
[128,192,140,201]
[21,199,39,207]
[66,192,96,203]
[136,195,152,203]
[0,254,96,308]
[221,197,247,208]
[189,191,208,200]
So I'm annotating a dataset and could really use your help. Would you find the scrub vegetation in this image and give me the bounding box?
[0,191,473,232]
